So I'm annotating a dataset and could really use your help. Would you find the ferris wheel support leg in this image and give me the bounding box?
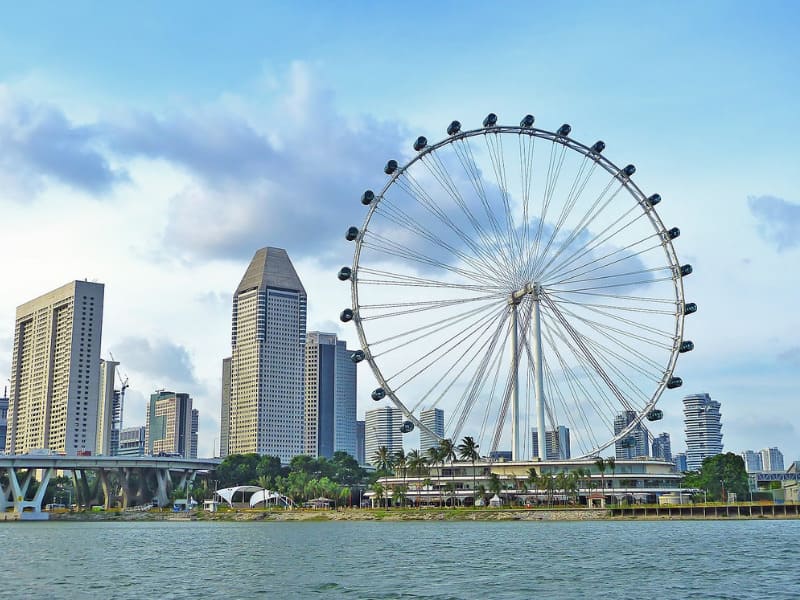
[532,290,547,462]
[510,303,520,461]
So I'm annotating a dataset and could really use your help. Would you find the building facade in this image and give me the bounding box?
[683,393,723,471]
[356,420,365,466]
[651,432,672,462]
[761,447,784,472]
[364,406,403,467]
[145,391,197,458]
[741,450,763,473]
[531,426,571,460]
[673,452,688,472]
[225,247,307,462]
[419,408,444,453]
[96,359,122,456]
[7,280,104,455]
[0,391,8,453]
[304,332,357,459]
[220,357,231,458]
[118,426,146,456]
[614,410,650,459]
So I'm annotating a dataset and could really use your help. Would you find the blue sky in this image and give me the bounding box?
[1,2,798,460]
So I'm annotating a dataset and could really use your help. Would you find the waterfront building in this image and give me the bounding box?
[118,425,146,456]
[356,420,365,465]
[741,450,763,473]
[364,406,402,466]
[0,391,8,452]
[145,391,197,458]
[761,447,784,472]
[652,433,672,462]
[96,359,122,456]
[673,452,688,472]
[224,247,307,462]
[683,393,723,471]
[304,332,357,459]
[8,280,104,455]
[531,425,571,460]
[419,407,444,453]
[614,410,650,459]
[220,357,231,458]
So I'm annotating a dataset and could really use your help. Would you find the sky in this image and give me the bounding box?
[1,1,798,461]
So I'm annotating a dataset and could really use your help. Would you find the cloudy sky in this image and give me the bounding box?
[1,1,798,461]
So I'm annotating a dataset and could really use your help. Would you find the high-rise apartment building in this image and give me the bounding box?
[419,408,444,453]
[356,420,365,466]
[8,280,104,455]
[531,426,571,460]
[760,447,784,472]
[304,332,357,459]
[364,406,403,467]
[96,359,123,456]
[652,432,672,462]
[224,247,307,462]
[673,452,688,472]
[683,393,723,471]
[0,390,8,453]
[614,410,650,459]
[220,357,231,458]
[118,426,146,457]
[145,391,197,458]
[741,450,763,473]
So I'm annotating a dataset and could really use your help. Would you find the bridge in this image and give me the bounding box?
[1,455,220,519]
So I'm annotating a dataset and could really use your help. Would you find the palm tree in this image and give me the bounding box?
[393,449,407,493]
[406,449,427,508]
[426,446,444,507]
[526,467,539,505]
[373,446,391,474]
[370,481,386,509]
[457,436,480,505]
[594,457,607,504]
[606,456,617,506]
[439,438,457,490]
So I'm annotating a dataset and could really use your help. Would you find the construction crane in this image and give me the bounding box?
[109,353,130,432]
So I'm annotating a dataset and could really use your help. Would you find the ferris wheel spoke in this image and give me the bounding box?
[548,288,678,305]
[358,294,502,322]
[485,132,525,277]
[548,296,676,316]
[548,264,674,289]
[518,133,536,265]
[562,298,677,342]
[356,266,507,293]
[546,274,675,295]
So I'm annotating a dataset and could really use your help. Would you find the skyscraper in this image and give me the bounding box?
[683,393,723,471]
[304,332,357,459]
[225,247,307,462]
[96,359,122,456]
[356,420,365,465]
[741,450,763,473]
[531,426,571,460]
[220,357,231,458]
[364,406,402,466]
[118,426,146,457]
[145,390,197,458]
[652,432,672,462]
[419,407,444,453]
[0,390,8,453]
[614,410,650,459]
[8,280,104,455]
[760,447,784,472]
[673,452,688,472]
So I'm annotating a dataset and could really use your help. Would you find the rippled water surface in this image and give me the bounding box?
[1,519,798,599]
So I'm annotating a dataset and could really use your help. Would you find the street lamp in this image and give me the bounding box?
[720,479,726,504]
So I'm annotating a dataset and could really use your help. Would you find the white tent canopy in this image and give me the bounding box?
[250,489,292,508]
[215,486,263,507]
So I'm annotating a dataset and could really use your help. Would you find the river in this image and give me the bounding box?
[1,519,797,599]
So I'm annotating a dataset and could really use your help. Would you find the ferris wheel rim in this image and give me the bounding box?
[348,121,688,459]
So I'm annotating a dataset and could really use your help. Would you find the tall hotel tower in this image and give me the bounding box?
[683,393,723,471]
[223,247,307,463]
[8,280,104,455]
[364,406,403,467]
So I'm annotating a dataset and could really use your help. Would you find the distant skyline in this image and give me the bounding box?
[1,2,798,459]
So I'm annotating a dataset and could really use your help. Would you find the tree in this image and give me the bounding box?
[594,457,607,500]
[606,457,616,492]
[216,453,260,487]
[372,446,392,475]
[406,449,427,508]
[684,453,749,502]
[393,449,407,491]
[457,436,480,505]
[426,446,444,506]
[439,438,457,491]
[488,472,502,503]
[370,481,386,509]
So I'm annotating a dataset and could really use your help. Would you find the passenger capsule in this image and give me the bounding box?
[680,264,693,277]
[350,350,365,363]
[667,227,680,240]
[520,114,535,128]
[413,136,428,151]
[447,120,462,136]
[591,141,606,153]
[361,190,375,205]
[647,409,664,421]
[666,377,683,389]
[345,226,359,241]
[483,113,498,127]
[384,159,398,175]
[622,164,636,177]
[679,340,694,353]
[337,267,352,281]
[339,308,354,323]
[647,194,662,207]
[400,420,414,434]
[557,124,572,137]
[371,388,386,401]
[684,302,697,315]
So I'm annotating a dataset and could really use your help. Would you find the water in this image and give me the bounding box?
[0,519,797,599]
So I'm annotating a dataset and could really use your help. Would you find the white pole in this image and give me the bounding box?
[510,303,520,461]
[532,286,547,462]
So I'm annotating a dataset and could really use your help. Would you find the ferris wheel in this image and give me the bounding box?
[339,114,696,460]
